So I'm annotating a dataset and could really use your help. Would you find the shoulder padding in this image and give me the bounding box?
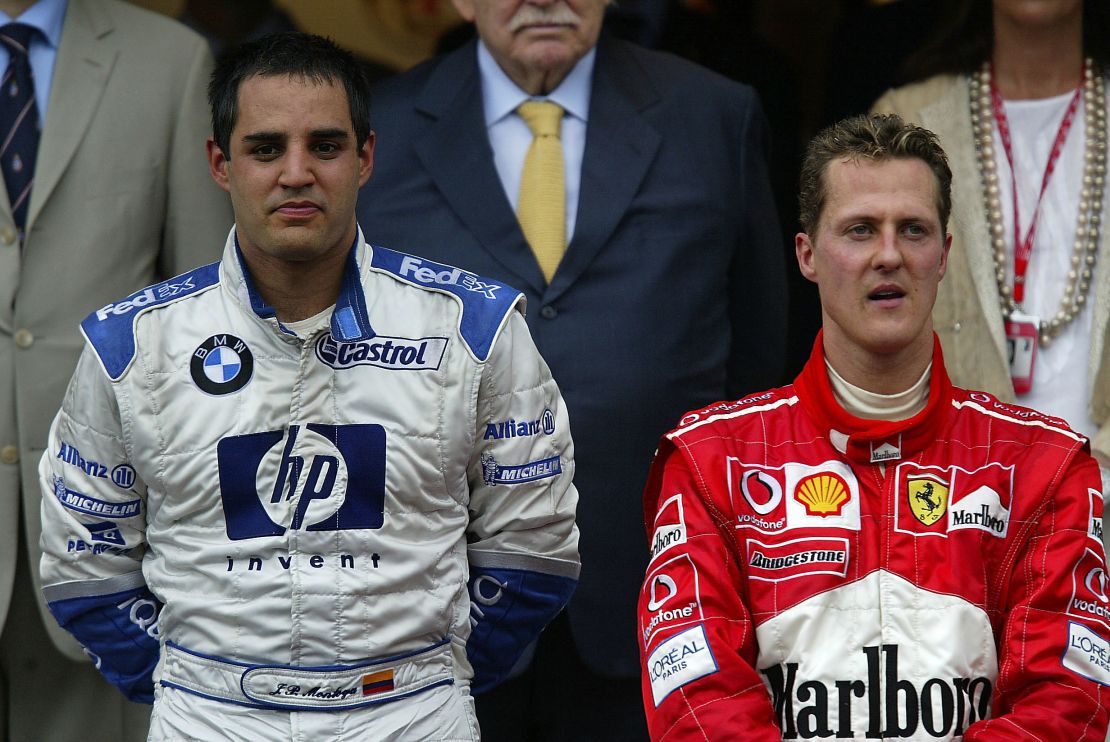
[81,262,221,381]
[368,246,524,362]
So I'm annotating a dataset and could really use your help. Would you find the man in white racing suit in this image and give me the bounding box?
[37,32,580,741]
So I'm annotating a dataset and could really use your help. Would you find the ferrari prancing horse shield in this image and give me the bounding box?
[908,474,949,526]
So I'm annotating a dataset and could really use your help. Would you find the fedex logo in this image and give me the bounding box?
[217,424,386,540]
[94,277,196,321]
[398,256,500,298]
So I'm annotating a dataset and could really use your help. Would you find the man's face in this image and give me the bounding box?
[451,0,606,93]
[796,157,951,367]
[207,74,374,267]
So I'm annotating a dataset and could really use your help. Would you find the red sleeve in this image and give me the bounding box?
[966,451,1110,740]
[639,439,781,741]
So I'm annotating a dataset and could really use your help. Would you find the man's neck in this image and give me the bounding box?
[992,8,1084,99]
[0,0,36,17]
[240,245,350,324]
[822,336,934,397]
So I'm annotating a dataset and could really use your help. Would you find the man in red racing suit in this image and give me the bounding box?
[638,114,1110,741]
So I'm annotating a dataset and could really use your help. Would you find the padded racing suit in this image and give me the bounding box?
[639,333,1110,741]
[38,229,580,741]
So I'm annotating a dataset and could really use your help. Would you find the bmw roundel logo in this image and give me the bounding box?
[190,334,254,395]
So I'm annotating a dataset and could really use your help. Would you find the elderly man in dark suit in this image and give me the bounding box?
[356,0,788,738]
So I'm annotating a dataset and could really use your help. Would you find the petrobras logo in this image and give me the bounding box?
[94,276,196,321]
[398,256,500,299]
[480,453,561,486]
[315,333,447,371]
[762,644,993,739]
[745,536,849,582]
[647,624,718,707]
[947,463,1013,538]
[1068,548,1110,628]
[483,409,556,440]
[649,494,687,564]
[217,423,386,540]
[57,442,107,479]
[52,476,141,519]
[641,553,704,649]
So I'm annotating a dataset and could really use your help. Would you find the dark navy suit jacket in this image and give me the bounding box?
[357,36,788,678]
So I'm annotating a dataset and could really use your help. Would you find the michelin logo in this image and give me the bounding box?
[316,333,447,371]
[480,453,561,486]
[94,276,196,321]
[398,256,500,299]
[53,476,141,518]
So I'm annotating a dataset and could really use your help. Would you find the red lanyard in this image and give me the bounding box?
[990,63,1085,305]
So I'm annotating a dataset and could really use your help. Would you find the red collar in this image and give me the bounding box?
[793,331,953,464]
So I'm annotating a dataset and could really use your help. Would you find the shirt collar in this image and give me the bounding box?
[1,0,68,48]
[477,40,595,126]
[228,228,376,343]
[793,330,953,464]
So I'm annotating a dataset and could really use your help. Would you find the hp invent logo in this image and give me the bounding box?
[217,424,386,540]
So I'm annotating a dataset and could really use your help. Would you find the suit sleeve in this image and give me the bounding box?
[727,92,787,396]
[965,450,1110,740]
[639,438,781,741]
[38,348,161,704]
[464,309,581,694]
[159,35,232,278]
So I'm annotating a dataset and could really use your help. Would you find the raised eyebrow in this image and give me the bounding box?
[310,128,350,140]
[242,132,284,144]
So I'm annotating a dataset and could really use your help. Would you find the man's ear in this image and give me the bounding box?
[796,232,818,284]
[937,231,952,280]
[207,137,231,193]
[358,131,376,187]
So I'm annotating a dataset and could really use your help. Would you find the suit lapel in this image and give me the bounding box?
[413,42,547,294]
[919,78,1009,366]
[546,39,660,302]
[27,0,116,231]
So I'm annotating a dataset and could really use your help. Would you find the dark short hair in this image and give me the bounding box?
[798,113,952,235]
[208,32,371,156]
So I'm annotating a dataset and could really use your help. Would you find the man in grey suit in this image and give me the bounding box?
[0,0,230,739]
[356,0,788,737]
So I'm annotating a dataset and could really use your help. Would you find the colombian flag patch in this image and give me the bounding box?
[362,669,395,696]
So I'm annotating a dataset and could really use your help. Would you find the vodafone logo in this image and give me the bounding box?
[1087,567,1108,602]
[648,574,678,611]
[728,458,783,515]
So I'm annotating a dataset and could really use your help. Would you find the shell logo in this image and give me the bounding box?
[794,472,851,517]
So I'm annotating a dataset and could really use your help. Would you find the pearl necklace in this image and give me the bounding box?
[968,58,1107,347]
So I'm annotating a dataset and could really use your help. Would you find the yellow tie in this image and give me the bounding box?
[517,101,566,283]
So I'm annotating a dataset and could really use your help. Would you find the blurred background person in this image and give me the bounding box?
[0,0,230,740]
[872,0,1110,491]
[354,0,789,738]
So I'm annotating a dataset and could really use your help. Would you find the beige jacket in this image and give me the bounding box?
[0,0,232,659]
[873,75,1110,464]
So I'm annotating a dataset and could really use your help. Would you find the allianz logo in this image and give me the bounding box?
[483,410,555,440]
[315,333,447,371]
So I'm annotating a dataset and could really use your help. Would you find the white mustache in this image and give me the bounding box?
[508,4,580,31]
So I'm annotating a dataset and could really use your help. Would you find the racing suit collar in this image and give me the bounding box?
[227,228,376,342]
[793,330,953,464]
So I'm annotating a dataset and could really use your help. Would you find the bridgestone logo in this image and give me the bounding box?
[761,644,992,739]
[749,550,845,570]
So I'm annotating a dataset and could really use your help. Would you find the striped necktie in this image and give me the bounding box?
[0,23,39,237]
[516,101,565,283]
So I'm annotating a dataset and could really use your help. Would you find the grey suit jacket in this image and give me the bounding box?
[874,76,1110,463]
[0,0,231,659]
[357,37,788,675]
